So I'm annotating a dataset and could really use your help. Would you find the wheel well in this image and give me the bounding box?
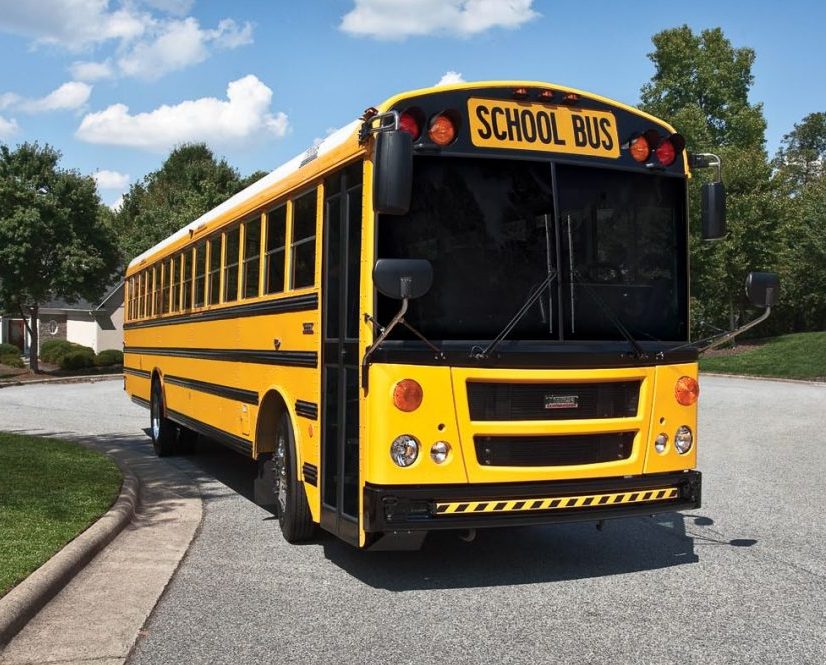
[255,390,288,457]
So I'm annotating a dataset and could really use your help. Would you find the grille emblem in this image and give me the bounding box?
[545,394,579,409]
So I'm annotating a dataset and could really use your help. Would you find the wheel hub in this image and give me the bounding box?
[274,431,287,514]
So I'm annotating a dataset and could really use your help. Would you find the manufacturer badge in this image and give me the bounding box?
[545,394,579,409]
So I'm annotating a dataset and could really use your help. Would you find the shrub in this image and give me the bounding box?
[0,342,20,356]
[59,349,95,370]
[41,339,75,363]
[94,349,123,367]
[0,353,24,369]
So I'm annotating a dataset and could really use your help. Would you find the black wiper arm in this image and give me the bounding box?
[471,270,557,360]
[571,270,648,360]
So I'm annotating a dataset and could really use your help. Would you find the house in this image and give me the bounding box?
[0,281,124,355]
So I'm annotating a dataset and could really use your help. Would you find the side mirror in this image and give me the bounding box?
[373,130,412,215]
[745,271,779,308]
[373,259,432,300]
[701,180,726,240]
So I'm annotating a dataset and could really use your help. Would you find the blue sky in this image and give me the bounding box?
[0,1,823,207]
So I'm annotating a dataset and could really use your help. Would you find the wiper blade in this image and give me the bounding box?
[471,270,557,360]
[571,270,648,360]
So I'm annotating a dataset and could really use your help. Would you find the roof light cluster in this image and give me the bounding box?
[398,107,460,147]
[628,130,685,167]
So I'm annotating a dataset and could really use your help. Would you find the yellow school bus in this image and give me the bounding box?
[124,81,776,549]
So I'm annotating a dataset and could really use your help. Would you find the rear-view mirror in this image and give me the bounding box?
[745,271,779,308]
[702,180,726,240]
[373,259,432,300]
[373,130,412,215]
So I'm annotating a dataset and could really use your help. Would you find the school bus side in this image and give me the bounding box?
[123,126,366,527]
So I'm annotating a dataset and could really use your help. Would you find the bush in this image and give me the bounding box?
[0,353,24,369]
[94,349,123,367]
[40,339,75,363]
[58,349,95,370]
[0,342,20,356]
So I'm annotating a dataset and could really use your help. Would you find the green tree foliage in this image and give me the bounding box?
[112,143,254,261]
[639,26,781,336]
[773,114,826,330]
[0,143,119,371]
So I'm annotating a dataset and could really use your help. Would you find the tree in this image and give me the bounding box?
[639,26,782,336]
[112,143,254,261]
[0,143,120,371]
[773,112,826,193]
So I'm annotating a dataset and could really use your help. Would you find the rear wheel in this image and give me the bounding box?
[273,412,314,542]
[150,379,178,457]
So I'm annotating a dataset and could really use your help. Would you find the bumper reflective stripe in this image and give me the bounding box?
[435,487,679,515]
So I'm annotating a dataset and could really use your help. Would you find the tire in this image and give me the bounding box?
[273,411,314,542]
[150,379,178,457]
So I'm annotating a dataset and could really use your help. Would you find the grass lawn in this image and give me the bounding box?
[0,433,122,597]
[699,331,826,381]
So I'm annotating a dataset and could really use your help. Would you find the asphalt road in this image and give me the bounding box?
[1,376,824,664]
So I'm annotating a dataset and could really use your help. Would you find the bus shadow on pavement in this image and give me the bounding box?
[323,514,700,590]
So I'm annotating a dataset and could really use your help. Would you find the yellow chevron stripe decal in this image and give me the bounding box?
[435,487,679,515]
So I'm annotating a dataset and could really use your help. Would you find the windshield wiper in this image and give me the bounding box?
[471,270,558,360]
[570,269,648,360]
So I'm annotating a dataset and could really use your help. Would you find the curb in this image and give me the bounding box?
[700,371,826,386]
[0,457,140,647]
[0,373,123,389]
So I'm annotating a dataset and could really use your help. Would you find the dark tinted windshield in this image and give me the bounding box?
[377,157,687,342]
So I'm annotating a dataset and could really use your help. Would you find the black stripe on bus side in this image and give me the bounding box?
[131,395,150,410]
[302,462,318,486]
[124,367,151,378]
[165,375,259,405]
[124,346,318,368]
[123,292,318,330]
[295,400,319,420]
[167,409,252,457]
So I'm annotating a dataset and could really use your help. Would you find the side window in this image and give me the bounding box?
[224,227,240,303]
[291,190,317,289]
[181,250,192,311]
[243,217,261,299]
[194,241,206,308]
[151,266,159,317]
[265,205,286,294]
[161,263,168,314]
[208,236,221,305]
[166,258,175,313]
[172,255,181,312]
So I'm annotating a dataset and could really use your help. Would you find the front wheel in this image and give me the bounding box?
[150,380,178,457]
[273,412,314,542]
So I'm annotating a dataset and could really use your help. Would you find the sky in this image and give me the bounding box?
[0,0,824,208]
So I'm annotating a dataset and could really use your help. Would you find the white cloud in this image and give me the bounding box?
[117,17,252,80]
[19,82,92,112]
[0,115,20,139]
[0,0,148,50]
[436,71,465,86]
[76,74,289,152]
[0,2,254,82]
[70,60,115,82]
[1,81,92,114]
[109,194,124,212]
[340,0,539,40]
[92,169,130,190]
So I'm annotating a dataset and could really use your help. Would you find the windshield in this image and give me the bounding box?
[377,156,688,343]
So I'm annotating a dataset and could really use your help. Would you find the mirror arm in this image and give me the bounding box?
[697,306,772,354]
[361,299,409,393]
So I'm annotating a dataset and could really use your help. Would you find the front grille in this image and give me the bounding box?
[467,381,640,421]
[475,432,635,467]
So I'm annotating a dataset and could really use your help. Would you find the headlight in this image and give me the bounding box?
[430,441,450,464]
[674,426,693,454]
[654,433,668,454]
[390,434,419,467]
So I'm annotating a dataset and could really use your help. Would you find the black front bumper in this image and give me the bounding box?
[363,470,701,532]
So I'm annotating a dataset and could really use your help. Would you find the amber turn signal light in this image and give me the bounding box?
[428,113,457,146]
[675,376,699,406]
[393,379,423,412]
[630,135,650,162]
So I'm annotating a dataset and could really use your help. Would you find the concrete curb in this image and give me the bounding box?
[700,371,826,386]
[0,457,140,647]
[0,373,123,389]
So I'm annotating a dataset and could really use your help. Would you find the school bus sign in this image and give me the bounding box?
[468,98,620,158]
